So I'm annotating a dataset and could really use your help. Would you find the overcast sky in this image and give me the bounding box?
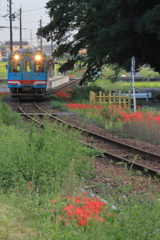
[0,0,50,47]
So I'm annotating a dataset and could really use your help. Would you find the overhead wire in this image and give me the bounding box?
[0,2,49,45]
[23,7,44,13]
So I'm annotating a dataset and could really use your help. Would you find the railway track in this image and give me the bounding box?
[0,79,7,82]
[17,100,46,126]
[17,99,160,178]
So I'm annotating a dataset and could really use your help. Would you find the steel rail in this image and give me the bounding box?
[34,101,160,177]
[0,79,7,82]
[18,100,45,127]
[35,101,160,161]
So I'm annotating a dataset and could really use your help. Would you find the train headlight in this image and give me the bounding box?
[35,55,41,60]
[14,54,20,60]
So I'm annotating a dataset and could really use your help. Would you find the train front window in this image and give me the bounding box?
[24,61,31,72]
[10,58,21,72]
[34,61,44,73]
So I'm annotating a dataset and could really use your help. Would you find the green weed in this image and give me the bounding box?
[0,96,160,240]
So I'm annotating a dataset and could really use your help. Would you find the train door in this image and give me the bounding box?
[33,59,45,80]
[22,60,33,83]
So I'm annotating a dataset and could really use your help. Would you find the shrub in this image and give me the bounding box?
[71,85,104,102]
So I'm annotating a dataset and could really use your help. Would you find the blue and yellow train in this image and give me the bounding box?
[7,48,47,98]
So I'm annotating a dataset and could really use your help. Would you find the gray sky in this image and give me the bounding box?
[0,0,50,46]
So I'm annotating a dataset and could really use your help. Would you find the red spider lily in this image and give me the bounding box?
[82,192,89,196]
[55,88,72,99]
[50,199,57,203]
[66,103,102,110]
[119,110,160,124]
[58,195,106,226]
[61,196,72,200]
[0,92,9,96]
[62,205,75,217]
[77,218,88,226]
[137,105,141,109]
[65,88,73,91]
[27,182,33,189]
[65,102,160,126]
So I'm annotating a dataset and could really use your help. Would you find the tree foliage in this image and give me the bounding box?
[37,0,160,85]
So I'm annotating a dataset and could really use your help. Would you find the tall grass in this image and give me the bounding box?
[0,100,160,239]
[119,120,160,145]
[0,62,7,79]
[0,106,95,193]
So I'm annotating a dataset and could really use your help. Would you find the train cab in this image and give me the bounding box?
[7,49,47,98]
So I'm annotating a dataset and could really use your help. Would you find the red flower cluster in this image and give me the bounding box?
[55,88,72,99]
[28,182,33,189]
[50,194,107,226]
[66,102,101,110]
[118,109,160,125]
[0,92,9,97]
[65,103,160,125]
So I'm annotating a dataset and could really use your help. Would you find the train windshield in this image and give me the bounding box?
[34,60,44,73]
[24,61,31,72]
[10,56,21,72]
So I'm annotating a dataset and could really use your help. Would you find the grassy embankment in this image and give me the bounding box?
[0,62,7,79]
[90,65,160,91]
[50,65,160,146]
[0,88,160,239]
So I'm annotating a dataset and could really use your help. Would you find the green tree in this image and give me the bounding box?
[37,0,160,85]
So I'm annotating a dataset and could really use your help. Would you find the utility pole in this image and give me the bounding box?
[50,17,53,57]
[38,18,42,51]
[4,2,25,52]
[19,7,22,49]
[51,30,53,57]
[50,16,54,77]
[30,30,33,48]
[131,56,136,112]
[8,0,13,52]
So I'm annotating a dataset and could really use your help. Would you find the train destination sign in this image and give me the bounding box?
[23,53,32,56]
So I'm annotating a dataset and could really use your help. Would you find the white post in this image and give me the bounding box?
[131,57,136,112]
[54,61,56,76]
